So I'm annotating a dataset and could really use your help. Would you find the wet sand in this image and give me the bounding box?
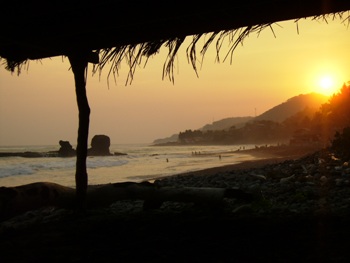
[158,144,319,179]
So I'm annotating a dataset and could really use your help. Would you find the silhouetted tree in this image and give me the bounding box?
[310,82,350,145]
[331,126,350,159]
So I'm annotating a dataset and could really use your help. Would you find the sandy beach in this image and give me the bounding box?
[1,144,350,262]
[160,144,321,178]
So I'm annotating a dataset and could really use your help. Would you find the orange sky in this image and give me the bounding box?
[0,16,349,146]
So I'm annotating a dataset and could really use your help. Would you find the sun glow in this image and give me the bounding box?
[319,76,334,90]
[315,74,341,96]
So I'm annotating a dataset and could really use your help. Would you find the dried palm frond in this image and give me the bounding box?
[3,11,349,82]
[2,58,30,76]
[93,23,275,85]
[95,11,349,85]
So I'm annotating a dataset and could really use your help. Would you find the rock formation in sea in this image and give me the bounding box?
[58,140,76,157]
[88,135,112,156]
[0,135,127,157]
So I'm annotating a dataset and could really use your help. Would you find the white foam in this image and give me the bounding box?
[0,156,128,179]
[0,144,258,187]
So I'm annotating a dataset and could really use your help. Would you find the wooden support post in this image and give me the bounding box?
[68,52,90,210]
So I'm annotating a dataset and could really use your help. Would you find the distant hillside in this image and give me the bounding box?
[201,93,328,130]
[254,93,328,123]
[201,116,253,131]
[153,134,179,144]
[152,92,328,144]
[152,117,253,144]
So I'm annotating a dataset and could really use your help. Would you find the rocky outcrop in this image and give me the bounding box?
[0,135,127,158]
[88,135,111,156]
[58,140,76,157]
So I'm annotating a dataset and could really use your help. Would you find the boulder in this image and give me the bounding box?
[58,140,76,157]
[88,135,111,156]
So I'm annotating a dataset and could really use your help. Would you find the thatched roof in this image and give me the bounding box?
[1,0,350,80]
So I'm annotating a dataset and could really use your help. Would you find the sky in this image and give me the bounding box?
[0,15,349,146]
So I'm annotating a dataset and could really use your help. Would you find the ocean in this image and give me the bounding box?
[0,144,258,188]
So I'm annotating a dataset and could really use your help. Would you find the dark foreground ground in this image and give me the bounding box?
[1,145,350,262]
[1,208,350,263]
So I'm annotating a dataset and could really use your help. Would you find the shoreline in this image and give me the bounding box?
[152,144,320,181]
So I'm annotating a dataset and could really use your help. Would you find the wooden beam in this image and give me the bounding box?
[0,182,255,221]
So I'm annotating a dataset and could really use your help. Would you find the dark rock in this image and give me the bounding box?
[88,135,111,156]
[58,140,76,157]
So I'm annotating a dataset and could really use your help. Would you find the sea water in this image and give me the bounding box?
[0,144,257,187]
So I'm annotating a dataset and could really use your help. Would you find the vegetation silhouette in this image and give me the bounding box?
[177,83,350,146]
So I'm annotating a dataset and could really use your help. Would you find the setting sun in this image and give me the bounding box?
[315,74,341,96]
[319,76,334,89]
[318,75,335,95]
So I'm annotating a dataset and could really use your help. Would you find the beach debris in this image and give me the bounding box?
[280,174,295,183]
[249,172,266,180]
[0,181,256,221]
[232,204,252,214]
[301,165,308,174]
[320,175,328,183]
[0,182,75,221]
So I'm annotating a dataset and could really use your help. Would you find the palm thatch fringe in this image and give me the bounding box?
[92,23,275,85]
[1,58,30,76]
[2,12,349,82]
[92,12,348,85]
